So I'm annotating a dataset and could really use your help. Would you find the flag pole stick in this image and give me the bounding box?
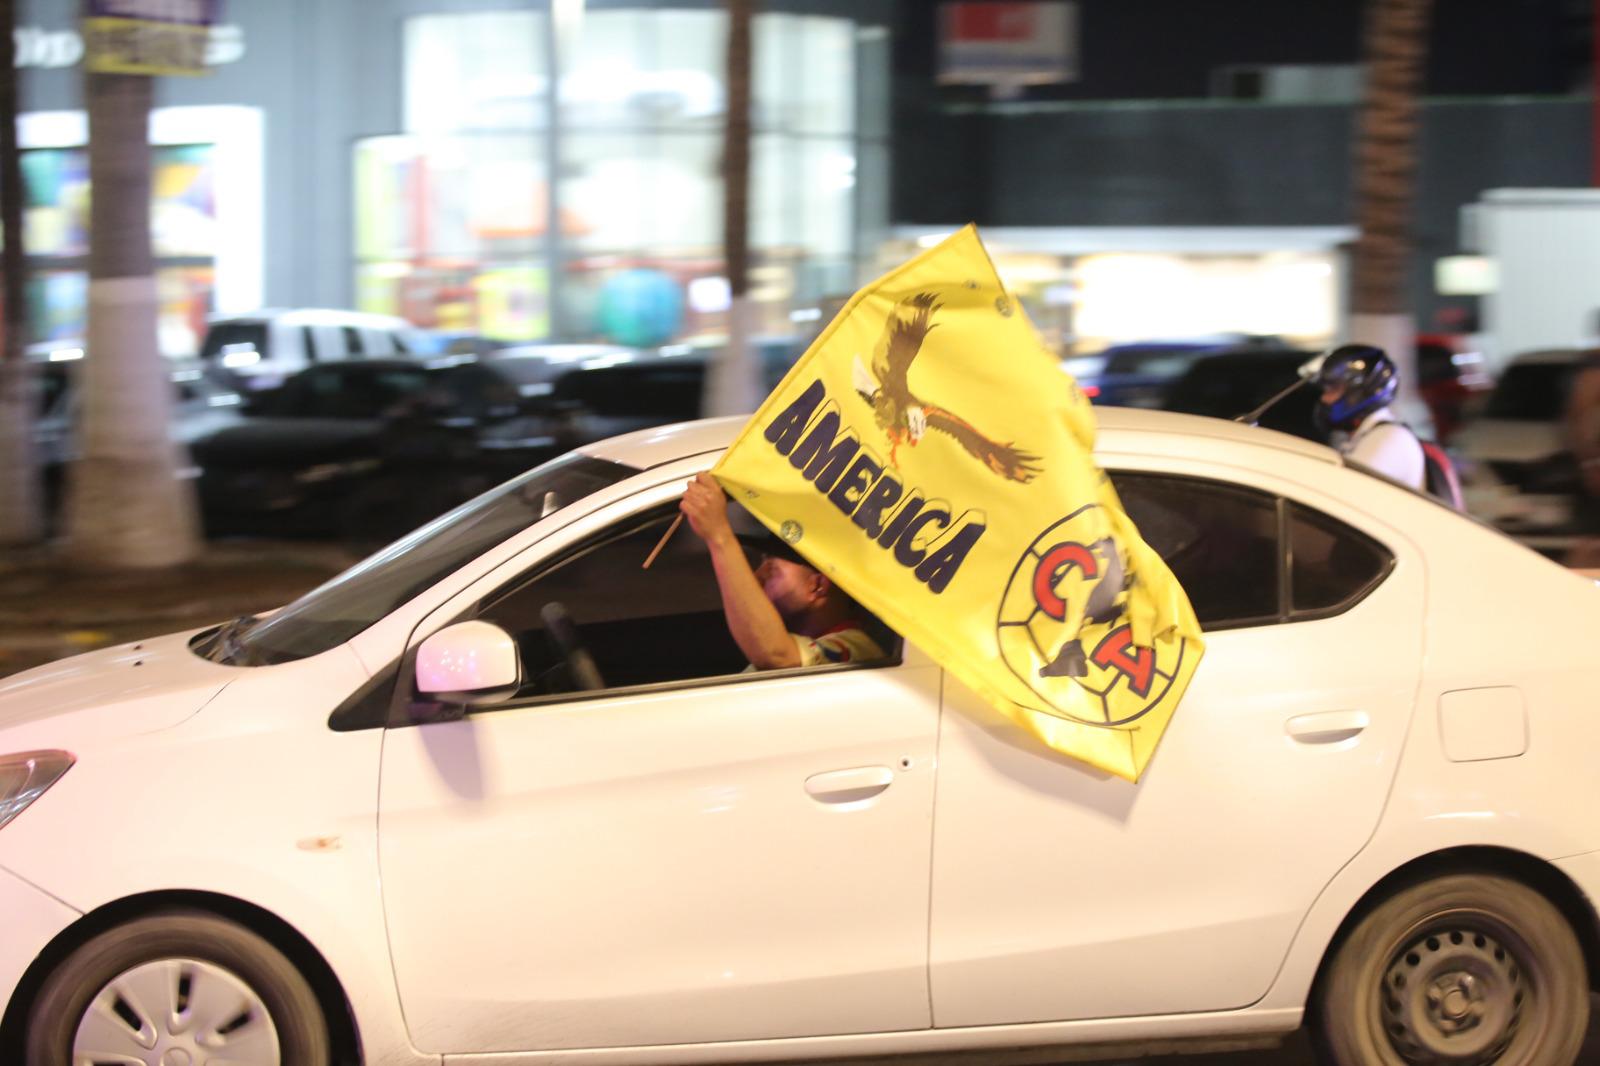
[642,515,683,569]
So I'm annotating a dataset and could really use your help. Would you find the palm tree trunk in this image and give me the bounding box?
[0,0,44,546]
[62,61,201,567]
[1349,0,1434,425]
[705,0,762,417]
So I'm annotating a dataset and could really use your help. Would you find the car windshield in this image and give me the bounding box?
[200,323,268,362]
[1485,361,1575,420]
[192,452,636,666]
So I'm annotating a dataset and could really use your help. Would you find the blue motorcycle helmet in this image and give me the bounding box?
[1314,344,1397,431]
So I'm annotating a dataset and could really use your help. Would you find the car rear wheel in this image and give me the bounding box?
[1314,873,1588,1066]
[26,910,330,1066]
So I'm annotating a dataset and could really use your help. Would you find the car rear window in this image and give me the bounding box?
[1112,473,1282,628]
[200,323,268,362]
[1486,362,1575,420]
[1287,502,1390,614]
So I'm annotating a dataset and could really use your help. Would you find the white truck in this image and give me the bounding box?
[1469,187,1600,372]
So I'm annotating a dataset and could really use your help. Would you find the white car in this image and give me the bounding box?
[1455,347,1585,549]
[198,309,428,391]
[2,409,1597,1066]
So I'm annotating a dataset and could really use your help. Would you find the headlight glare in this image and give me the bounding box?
[0,750,75,832]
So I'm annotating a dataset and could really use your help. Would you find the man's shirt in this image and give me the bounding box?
[1341,408,1425,491]
[792,621,886,667]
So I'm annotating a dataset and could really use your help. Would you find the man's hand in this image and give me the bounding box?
[680,472,733,544]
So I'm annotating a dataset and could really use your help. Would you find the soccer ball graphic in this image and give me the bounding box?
[996,505,1190,727]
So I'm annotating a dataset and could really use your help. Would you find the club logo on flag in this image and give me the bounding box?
[997,505,1193,727]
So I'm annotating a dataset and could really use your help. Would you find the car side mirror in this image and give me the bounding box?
[415,621,522,705]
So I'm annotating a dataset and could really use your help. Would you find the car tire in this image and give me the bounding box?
[26,910,330,1066]
[1313,872,1588,1066]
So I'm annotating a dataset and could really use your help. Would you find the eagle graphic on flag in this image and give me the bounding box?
[712,224,1205,781]
[851,293,1042,482]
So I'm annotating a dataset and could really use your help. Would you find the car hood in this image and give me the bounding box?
[0,630,236,748]
[190,418,383,466]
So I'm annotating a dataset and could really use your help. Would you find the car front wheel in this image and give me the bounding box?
[26,910,330,1066]
[1315,872,1589,1066]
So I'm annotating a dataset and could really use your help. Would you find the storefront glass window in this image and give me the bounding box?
[563,10,724,130]
[354,132,552,340]
[754,14,853,135]
[365,7,883,347]
[404,11,548,134]
[562,131,720,255]
[17,143,218,355]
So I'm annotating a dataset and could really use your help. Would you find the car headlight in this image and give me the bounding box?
[0,751,75,832]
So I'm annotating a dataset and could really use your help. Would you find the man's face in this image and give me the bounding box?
[756,555,823,622]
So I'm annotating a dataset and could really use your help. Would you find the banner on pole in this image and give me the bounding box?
[84,0,220,76]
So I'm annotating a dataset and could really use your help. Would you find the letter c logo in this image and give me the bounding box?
[1032,542,1098,622]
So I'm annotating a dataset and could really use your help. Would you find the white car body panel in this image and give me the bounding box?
[0,630,232,747]
[1263,496,1600,1009]
[928,447,1426,1025]
[0,865,80,1028]
[378,474,940,1052]
[435,1007,1304,1066]
[1,409,1597,1065]
[0,646,439,1066]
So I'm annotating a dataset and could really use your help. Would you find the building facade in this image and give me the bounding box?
[13,0,892,353]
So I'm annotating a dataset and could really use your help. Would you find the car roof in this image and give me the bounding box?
[206,308,415,329]
[491,343,639,361]
[578,406,1338,470]
[1504,347,1583,366]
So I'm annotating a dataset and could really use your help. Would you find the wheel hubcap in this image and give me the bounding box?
[1381,924,1525,1064]
[72,957,281,1066]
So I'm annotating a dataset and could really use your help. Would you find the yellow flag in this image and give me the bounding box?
[714,225,1205,781]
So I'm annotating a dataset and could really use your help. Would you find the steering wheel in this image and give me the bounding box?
[539,602,606,691]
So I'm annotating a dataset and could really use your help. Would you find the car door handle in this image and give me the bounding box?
[805,766,895,804]
[1286,711,1369,745]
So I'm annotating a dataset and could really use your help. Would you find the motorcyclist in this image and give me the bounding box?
[1314,344,1425,491]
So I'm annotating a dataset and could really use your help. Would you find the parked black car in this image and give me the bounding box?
[32,351,246,518]
[1071,341,1228,409]
[190,358,563,542]
[1160,348,1329,444]
[193,344,800,545]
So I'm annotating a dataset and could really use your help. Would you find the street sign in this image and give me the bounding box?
[83,0,221,76]
[938,1,1078,94]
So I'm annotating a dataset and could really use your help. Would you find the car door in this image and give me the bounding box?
[928,465,1425,1026]
[377,493,941,1056]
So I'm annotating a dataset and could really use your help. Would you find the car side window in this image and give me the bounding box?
[1110,472,1393,628]
[1112,473,1281,628]
[268,367,334,416]
[475,510,747,698]
[1287,501,1391,614]
[471,507,899,703]
[438,365,519,420]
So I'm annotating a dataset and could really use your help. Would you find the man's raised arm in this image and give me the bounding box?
[679,473,801,669]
